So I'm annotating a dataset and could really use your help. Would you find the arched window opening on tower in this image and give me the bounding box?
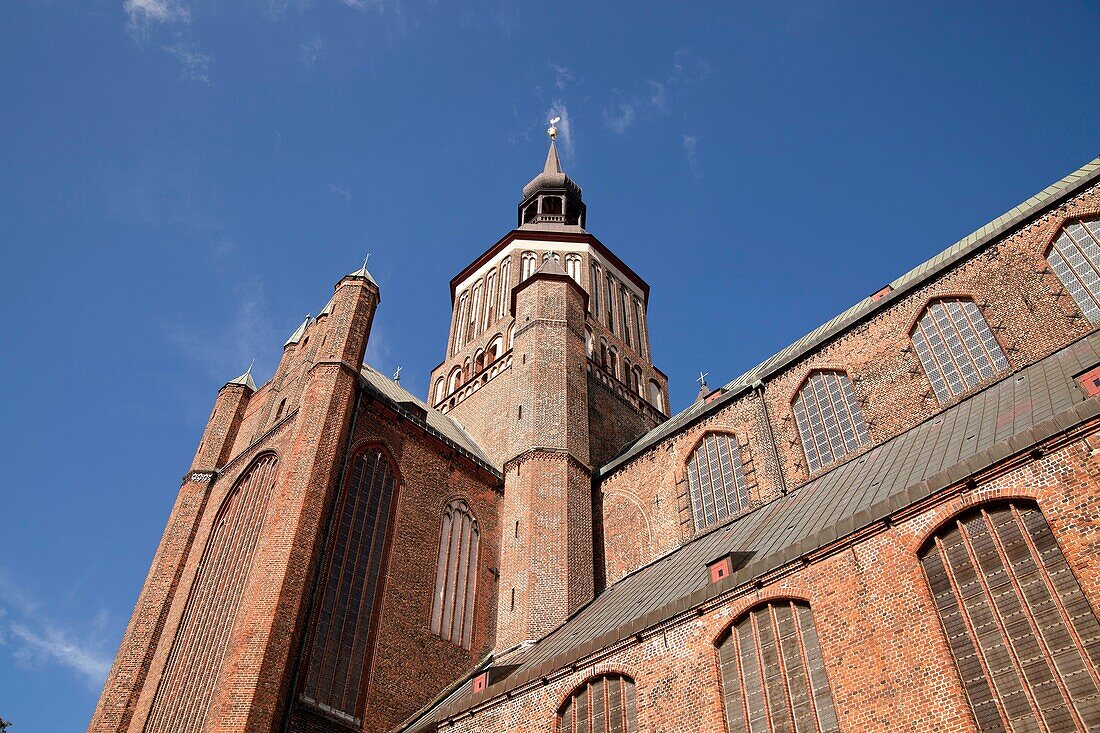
[632,297,644,357]
[498,259,511,317]
[452,291,469,355]
[487,335,504,363]
[542,195,562,216]
[434,379,445,405]
[599,338,608,368]
[508,324,515,349]
[920,501,1100,732]
[608,347,619,379]
[557,673,637,733]
[620,287,632,348]
[430,500,480,650]
[144,454,280,733]
[590,262,602,317]
[523,204,537,224]
[793,369,868,473]
[647,380,664,412]
[687,433,750,530]
[468,281,483,342]
[635,297,648,359]
[910,297,1008,403]
[474,349,485,373]
[585,328,594,358]
[565,254,582,283]
[449,367,463,394]
[1048,216,1100,322]
[484,271,497,329]
[632,366,642,395]
[565,198,581,226]
[717,600,839,733]
[299,448,398,722]
[521,252,537,281]
[605,273,616,332]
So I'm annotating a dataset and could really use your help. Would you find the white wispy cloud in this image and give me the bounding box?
[682,134,700,177]
[165,41,212,83]
[0,572,114,690]
[603,99,636,134]
[167,277,278,381]
[550,63,574,91]
[547,100,574,159]
[124,0,190,31]
[328,183,352,201]
[673,47,712,82]
[301,35,325,68]
[648,80,668,112]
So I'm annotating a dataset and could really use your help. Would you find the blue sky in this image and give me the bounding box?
[0,1,1097,729]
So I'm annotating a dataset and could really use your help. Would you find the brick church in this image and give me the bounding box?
[91,130,1100,733]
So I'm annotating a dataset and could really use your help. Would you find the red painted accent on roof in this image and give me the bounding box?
[1078,365,1100,397]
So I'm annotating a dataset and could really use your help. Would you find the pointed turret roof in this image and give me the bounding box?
[346,262,377,286]
[226,364,256,391]
[533,256,569,278]
[284,314,311,347]
[522,140,582,199]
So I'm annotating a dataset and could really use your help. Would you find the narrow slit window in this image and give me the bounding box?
[792,370,869,473]
[910,297,1008,403]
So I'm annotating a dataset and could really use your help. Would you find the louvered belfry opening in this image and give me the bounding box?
[717,600,839,733]
[920,501,1100,732]
[299,448,399,724]
[792,370,869,473]
[910,297,1009,403]
[558,673,638,733]
[1048,217,1100,324]
[144,453,280,733]
[686,432,751,531]
[430,499,480,649]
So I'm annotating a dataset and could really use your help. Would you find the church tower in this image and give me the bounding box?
[429,128,669,651]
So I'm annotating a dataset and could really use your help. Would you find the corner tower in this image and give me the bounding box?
[428,136,670,651]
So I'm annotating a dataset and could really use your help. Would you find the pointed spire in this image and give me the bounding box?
[543,139,563,176]
[533,256,569,278]
[227,361,257,391]
[695,371,710,403]
[346,253,377,286]
[284,314,311,347]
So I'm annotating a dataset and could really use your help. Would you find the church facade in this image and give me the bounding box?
[90,142,1100,733]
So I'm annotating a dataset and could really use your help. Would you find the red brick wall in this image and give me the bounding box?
[439,424,1100,733]
[599,184,1100,582]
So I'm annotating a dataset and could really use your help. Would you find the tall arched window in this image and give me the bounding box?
[635,298,648,358]
[647,380,664,412]
[484,271,497,329]
[452,291,469,354]
[631,366,642,395]
[521,251,537,280]
[608,347,619,379]
[717,600,839,733]
[448,367,463,394]
[605,273,616,332]
[300,449,399,723]
[558,673,637,733]
[434,378,445,405]
[145,454,280,733]
[792,370,869,473]
[911,297,1008,403]
[591,262,602,317]
[469,281,483,341]
[620,286,632,348]
[565,254,582,283]
[498,259,511,316]
[430,500,480,649]
[1047,217,1100,323]
[920,501,1100,732]
[687,433,750,530]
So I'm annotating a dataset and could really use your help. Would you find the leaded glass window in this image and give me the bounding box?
[686,433,750,531]
[792,370,869,473]
[717,601,839,733]
[145,454,280,733]
[911,298,1008,403]
[920,502,1100,732]
[558,674,637,733]
[1048,217,1100,323]
[300,448,398,723]
[430,500,479,649]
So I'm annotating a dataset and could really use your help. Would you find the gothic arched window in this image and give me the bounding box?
[920,501,1100,732]
[498,259,511,316]
[717,600,839,733]
[620,286,632,347]
[434,378,445,405]
[565,254,582,283]
[452,291,469,354]
[911,297,1008,403]
[687,433,750,530]
[484,271,497,329]
[521,251,537,281]
[430,500,480,649]
[1048,217,1100,323]
[792,370,869,473]
[448,367,462,394]
[145,454,280,733]
[558,673,637,733]
[647,380,664,412]
[469,281,483,341]
[608,347,619,379]
[591,263,602,318]
[300,448,399,722]
[605,273,616,332]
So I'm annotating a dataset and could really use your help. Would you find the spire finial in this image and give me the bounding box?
[547,116,560,142]
[697,371,709,389]
[246,359,254,376]
[362,253,370,270]
[392,366,402,383]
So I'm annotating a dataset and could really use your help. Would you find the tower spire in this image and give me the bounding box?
[519,121,585,230]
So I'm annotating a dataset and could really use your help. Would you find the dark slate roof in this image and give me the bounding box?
[600,156,1100,477]
[359,363,501,474]
[403,330,1100,731]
